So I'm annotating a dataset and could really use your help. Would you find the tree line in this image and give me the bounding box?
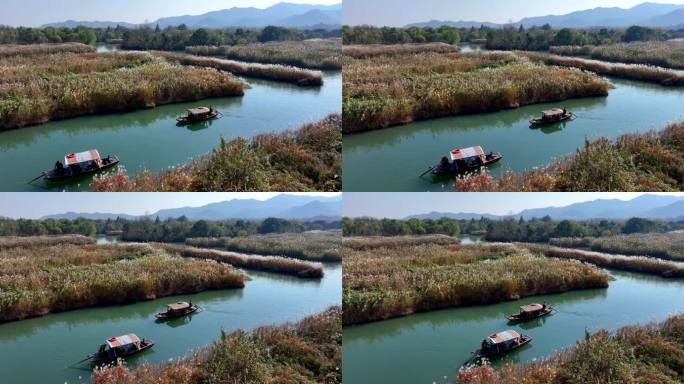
[0,217,340,242]
[342,216,684,241]
[0,24,340,50]
[342,25,461,45]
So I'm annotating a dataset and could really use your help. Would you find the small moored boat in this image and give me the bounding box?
[506,303,554,323]
[472,329,532,359]
[88,333,154,364]
[155,301,199,319]
[176,106,221,124]
[424,146,502,177]
[530,108,574,126]
[33,149,119,183]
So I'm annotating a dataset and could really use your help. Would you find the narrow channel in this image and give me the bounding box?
[342,269,684,384]
[0,262,341,383]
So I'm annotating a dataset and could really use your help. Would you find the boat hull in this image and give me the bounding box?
[43,155,119,182]
[89,340,154,365]
[176,111,220,125]
[155,304,199,319]
[506,306,554,322]
[431,153,502,176]
[473,335,532,359]
[530,113,573,126]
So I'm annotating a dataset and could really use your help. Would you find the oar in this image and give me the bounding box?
[70,355,92,366]
[419,166,435,177]
[27,173,45,184]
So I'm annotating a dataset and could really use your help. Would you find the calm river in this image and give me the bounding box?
[343,269,684,384]
[1,71,340,191]
[343,77,684,191]
[0,263,341,383]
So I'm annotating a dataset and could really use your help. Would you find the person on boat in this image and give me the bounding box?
[440,156,450,170]
[209,106,213,113]
[563,107,567,115]
[98,344,106,354]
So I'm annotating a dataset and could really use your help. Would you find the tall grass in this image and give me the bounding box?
[0,43,94,58]
[456,121,684,191]
[0,234,94,249]
[553,232,684,261]
[343,235,458,251]
[343,242,609,325]
[186,39,341,70]
[457,314,684,384]
[343,47,608,133]
[524,51,684,86]
[91,114,342,192]
[551,40,684,70]
[0,241,245,322]
[155,51,323,86]
[92,306,342,384]
[157,243,324,279]
[0,51,245,130]
[343,43,458,59]
[521,243,684,278]
[186,230,341,262]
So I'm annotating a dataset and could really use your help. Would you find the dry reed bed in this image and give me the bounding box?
[92,306,342,384]
[0,42,94,58]
[186,230,341,262]
[455,121,684,191]
[0,234,94,249]
[343,43,458,59]
[0,242,245,322]
[186,39,341,70]
[91,114,342,192]
[523,51,684,86]
[342,234,458,251]
[155,51,323,86]
[457,314,684,384]
[343,48,609,133]
[521,243,684,278]
[551,40,684,69]
[0,51,245,130]
[552,232,684,261]
[156,243,324,279]
[343,242,609,325]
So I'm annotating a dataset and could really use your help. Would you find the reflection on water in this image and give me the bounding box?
[343,78,684,191]
[0,263,341,383]
[0,71,341,191]
[343,270,684,384]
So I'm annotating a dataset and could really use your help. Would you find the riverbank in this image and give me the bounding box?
[521,243,684,278]
[0,50,245,131]
[457,313,684,384]
[523,51,684,86]
[186,39,341,70]
[456,121,684,191]
[0,234,94,249]
[0,241,245,322]
[342,242,609,325]
[552,232,684,261]
[342,47,609,133]
[342,234,459,250]
[155,51,324,86]
[156,243,325,278]
[186,230,341,262]
[550,40,684,70]
[90,114,341,192]
[92,306,341,384]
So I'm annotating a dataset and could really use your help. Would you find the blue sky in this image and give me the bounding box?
[1,0,340,27]
[344,0,684,26]
[343,193,684,218]
[0,192,340,219]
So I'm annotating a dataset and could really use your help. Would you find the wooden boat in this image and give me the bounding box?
[176,107,221,124]
[155,301,199,319]
[506,303,554,323]
[34,149,119,183]
[88,333,154,364]
[425,146,502,177]
[472,330,532,359]
[530,108,574,126]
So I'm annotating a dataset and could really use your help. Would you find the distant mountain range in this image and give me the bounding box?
[404,195,684,221]
[43,194,342,221]
[42,2,342,30]
[405,2,684,29]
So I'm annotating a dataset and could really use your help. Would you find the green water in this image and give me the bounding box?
[343,78,684,191]
[0,263,341,383]
[343,270,684,384]
[0,71,340,191]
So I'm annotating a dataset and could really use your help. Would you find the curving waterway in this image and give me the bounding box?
[0,71,340,191]
[0,263,341,383]
[343,77,684,191]
[342,269,684,384]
